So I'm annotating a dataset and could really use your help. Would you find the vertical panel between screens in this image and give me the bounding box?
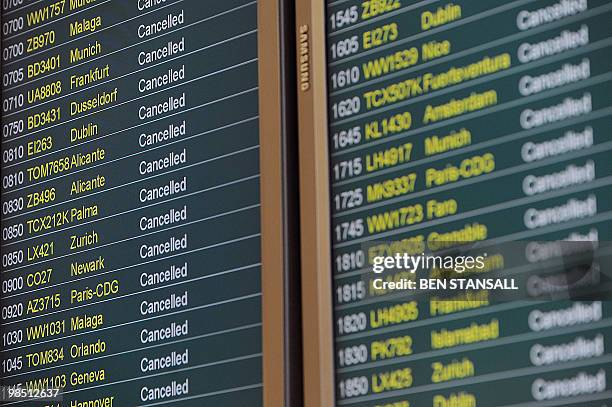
[260,0,303,405]
[296,1,336,407]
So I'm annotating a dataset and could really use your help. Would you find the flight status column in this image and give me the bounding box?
[1,0,263,406]
[325,0,612,406]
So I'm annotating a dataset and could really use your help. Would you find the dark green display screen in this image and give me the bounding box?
[0,1,263,405]
[325,0,612,405]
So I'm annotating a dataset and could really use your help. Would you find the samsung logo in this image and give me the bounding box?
[298,25,310,91]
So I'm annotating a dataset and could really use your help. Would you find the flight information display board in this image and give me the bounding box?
[324,0,612,405]
[1,0,263,406]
